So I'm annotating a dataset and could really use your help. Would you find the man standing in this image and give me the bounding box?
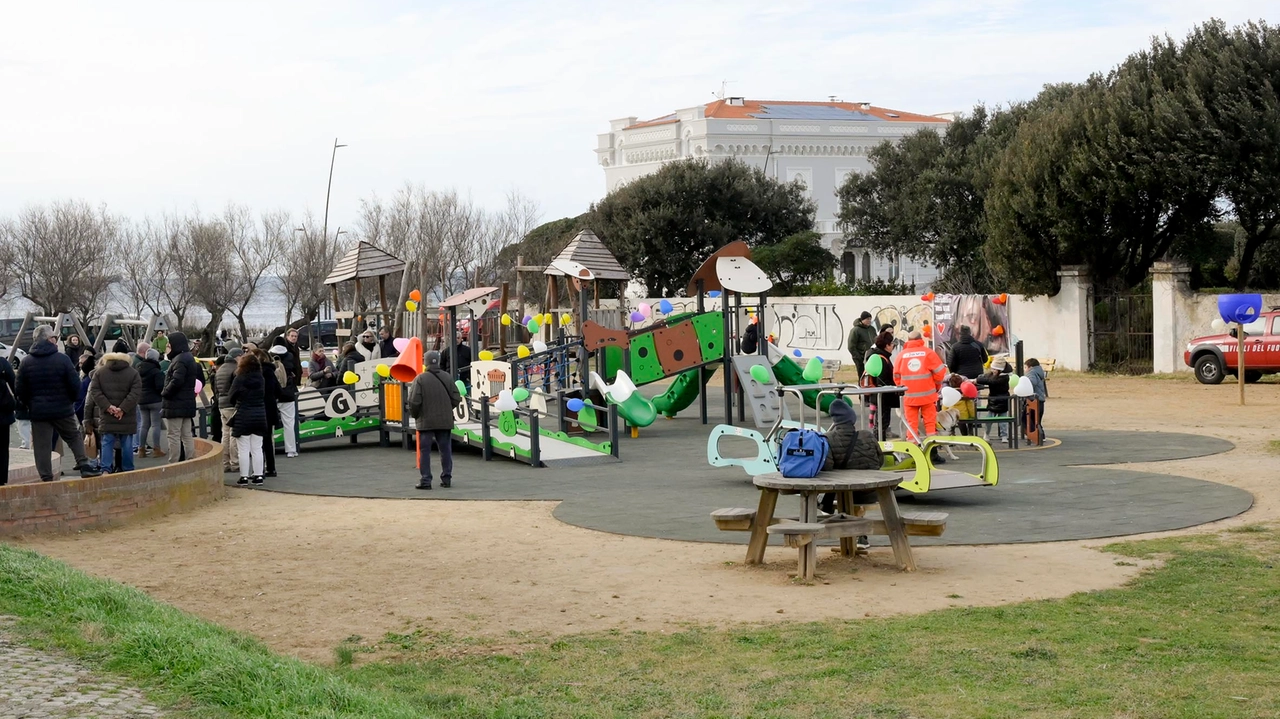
[15,325,102,480]
[946,325,989,380]
[378,326,399,359]
[408,350,461,490]
[88,351,142,472]
[161,331,198,463]
[271,330,302,458]
[893,329,947,444]
[847,311,877,377]
[215,346,243,473]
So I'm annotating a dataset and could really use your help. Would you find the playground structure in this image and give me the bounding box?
[89,313,170,353]
[323,241,406,344]
[6,311,91,360]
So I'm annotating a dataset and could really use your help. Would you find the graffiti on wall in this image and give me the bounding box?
[771,302,846,352]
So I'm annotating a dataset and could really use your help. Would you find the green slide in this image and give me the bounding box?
[652,366,717,418]
[770,355,837,413]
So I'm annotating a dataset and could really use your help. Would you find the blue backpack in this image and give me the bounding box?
[778,428,830,478]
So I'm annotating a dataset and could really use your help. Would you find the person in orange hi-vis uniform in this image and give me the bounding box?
[893,329,947,442]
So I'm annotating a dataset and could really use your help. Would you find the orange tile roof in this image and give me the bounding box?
[625,100,948,129]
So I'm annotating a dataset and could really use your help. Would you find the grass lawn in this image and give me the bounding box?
[3,527,1280,718]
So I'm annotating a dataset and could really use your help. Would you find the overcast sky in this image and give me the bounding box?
[1,1,1273,231]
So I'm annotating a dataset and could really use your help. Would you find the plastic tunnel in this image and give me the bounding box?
[652,366,717,418]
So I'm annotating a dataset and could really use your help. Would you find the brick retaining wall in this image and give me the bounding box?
[0,438,225,537]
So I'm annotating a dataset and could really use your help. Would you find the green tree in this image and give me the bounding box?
[588,159,815,296]
[752,231,836,294]
[1184,20,1280,290]
[494,214,593,305]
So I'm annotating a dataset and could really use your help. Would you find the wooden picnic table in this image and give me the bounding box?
[749,471,916,579]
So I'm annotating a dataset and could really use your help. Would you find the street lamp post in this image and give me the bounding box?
[322,137,347,244]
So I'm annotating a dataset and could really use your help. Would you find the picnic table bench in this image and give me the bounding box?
[713,471,947,580]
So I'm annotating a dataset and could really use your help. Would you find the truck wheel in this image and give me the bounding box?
[1244,370,1264,383]
[1194,355,1225,385]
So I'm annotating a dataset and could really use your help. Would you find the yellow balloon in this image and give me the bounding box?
[478,350,494,361]
[543,313,553,325]
[375,363,390,377]
[560,314,573,326]
[405,300,418,312]
[342,371,359,384]
[501,314,512,326]
[517,345,531,358]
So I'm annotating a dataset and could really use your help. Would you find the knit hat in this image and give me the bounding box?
[146,349,160,362]
[990,356,1008,371]
[960,326,973,338]
[226,347,243,360]
[859,311,872,320]
[425,350,441,370]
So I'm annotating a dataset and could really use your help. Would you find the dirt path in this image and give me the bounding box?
[17,375,1278,663]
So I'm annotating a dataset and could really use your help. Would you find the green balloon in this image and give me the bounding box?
[513,387,530,402]
[864,354,884,376]
[749,364,770,384]
[526,319,540,333]
[578,405,598,431]
[1008,373,1020,390]
[802,357,823,383]
[455,380,466,397]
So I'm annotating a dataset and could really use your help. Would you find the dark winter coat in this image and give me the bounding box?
[228,370,269,437]
[947,336,989,380]
[65,342,84,368]
[440,344,472,378]
[161,332,199,419]
[378,337,399,359]
[408,368,461,431]
[823,399,882,471]
[214,360,237,400]
[261,357,282,428]
[0,356,16,426]
[739,323,759,355]
[15,340,80,421]
[75,374,92,421]
[137,358,165,405]
[89,353,143,435]
[976,372,1010,414]
[848,322,877,363]
[338,349,362,379]
[308,355,337,389]
[865,347,899,410]
[272,338,302,401]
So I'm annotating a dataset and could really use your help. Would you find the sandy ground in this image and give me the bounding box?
[16,375,1280,662]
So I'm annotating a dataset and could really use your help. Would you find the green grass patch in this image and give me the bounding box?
[1268,440,1280,456]
[4,526,1280,718]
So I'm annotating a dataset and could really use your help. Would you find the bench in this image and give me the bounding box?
[713,507,948,537]
[821,359,843,382]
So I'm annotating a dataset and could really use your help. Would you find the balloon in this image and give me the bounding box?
[494,389,518,412]
[961,380,978,399]
[629,311,645,323]
[638,303,651,318]
[194,379,204,395]
[708,290,721,298]
[940,387,962,408]
[478,350,494,361]
[566,398,585,412]
[578,405,598,431]
[815,356,824,363]
[1210,318,1226,332]
[455,380,466,397]
[409,289,422,302]
[526,319,540,333]
[375,363,390,378]
[513,387,530,402]
[532,341,548,353]
[1007,373,1020,390]
[543,313,554,325]
[501,314,512,326]
[1014,378,1035,397]
[750,364,770,384]
[658,299,673,314]
[517,345,531,358]
[522,314,532,324]
[343,371,359,384]
[992,325,1005,336]
[864,354,884,376]
[802,357,823,383]
[393,337,409,352]
[994,293,1008,305]
[560,314,573,326]
[405,300,418,312]
[792,349,802,357]
[921,292,935,302]
[922,324,932,338]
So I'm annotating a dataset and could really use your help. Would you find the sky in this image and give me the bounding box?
[1,0,1274,232]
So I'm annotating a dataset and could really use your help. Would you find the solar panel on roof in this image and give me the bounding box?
[748,105,883,121]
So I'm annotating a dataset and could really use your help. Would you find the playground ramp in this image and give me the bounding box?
[452,420,618,468]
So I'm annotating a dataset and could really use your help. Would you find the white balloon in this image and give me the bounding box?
[1014,379,1035,397]
[1210,318,1226,332]
[532,340,548,354]
[940,386,962,408]
[494,389,518,412]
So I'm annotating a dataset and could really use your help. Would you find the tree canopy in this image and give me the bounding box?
[589,159,815,296]
[753,231,837,295]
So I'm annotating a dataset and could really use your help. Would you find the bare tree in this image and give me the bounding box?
[224,206,289,342]
[276,212,345,339]
[0,200,119,322]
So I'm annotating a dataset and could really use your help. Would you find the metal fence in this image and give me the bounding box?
[1092,291,1154,374]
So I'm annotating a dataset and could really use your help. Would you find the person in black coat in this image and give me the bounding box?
[946,326,989,380]
[14,325,102,480]
[378,326,399,359]
[136,349,166,456]
[976,356,1012,443]
[161,331,198,463]
[228,352,269,485]
[64,334,85,368]
[864,329,899,439]
[0,355,16,485]
[271,332,302,458]
[256,349,282,477]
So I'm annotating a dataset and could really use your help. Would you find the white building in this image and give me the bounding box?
[596,98,950,289]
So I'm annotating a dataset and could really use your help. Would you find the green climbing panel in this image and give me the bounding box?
[690,312,726,364]
[627,332,664,385]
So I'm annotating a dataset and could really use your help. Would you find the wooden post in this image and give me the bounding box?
[514,254,523,311]
[378,275,388,314]
[1238,321,1246,406]
[499,282,510,354]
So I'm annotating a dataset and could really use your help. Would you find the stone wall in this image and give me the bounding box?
[0,438,224,537]
[1151,262,1280,373]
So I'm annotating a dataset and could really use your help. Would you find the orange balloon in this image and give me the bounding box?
[992,325,1005,336]
[409,289,422,303]
[922,324,932,337]
[921,292,935,302]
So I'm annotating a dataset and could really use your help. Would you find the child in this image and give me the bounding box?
[976,356,1011,443]
[1024,358,1049,431]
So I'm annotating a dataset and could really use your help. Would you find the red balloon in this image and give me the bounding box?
[961,381,978,399]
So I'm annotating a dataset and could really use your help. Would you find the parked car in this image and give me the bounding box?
[1184,308,1280,384]
[0,342,27,363]
[296,320,339,351]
